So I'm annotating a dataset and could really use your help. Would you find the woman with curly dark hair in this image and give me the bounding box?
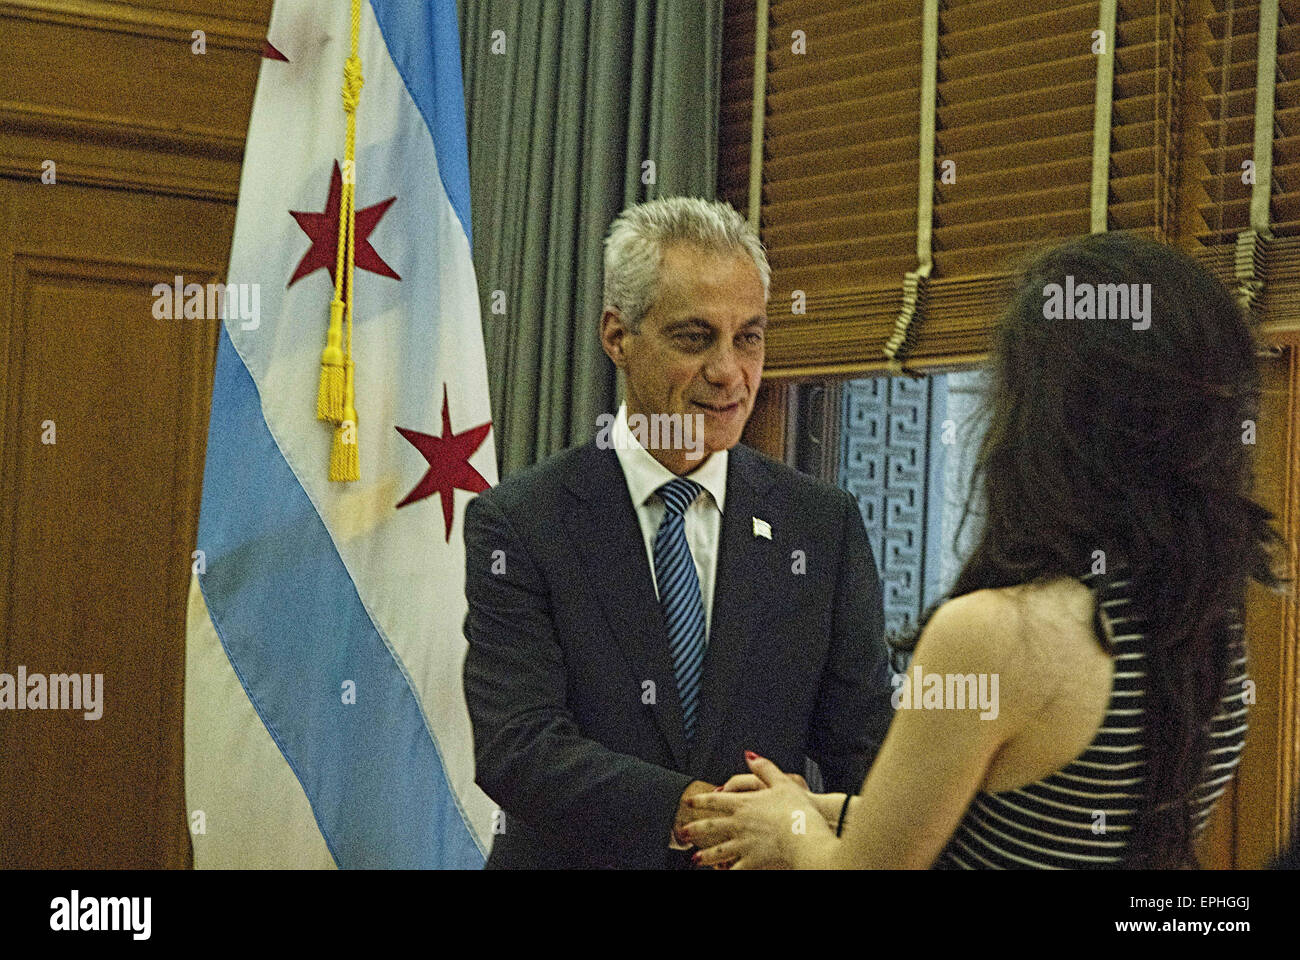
[683,232,1286,869]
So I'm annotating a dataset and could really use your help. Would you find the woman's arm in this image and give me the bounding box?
[828,589,1053,869]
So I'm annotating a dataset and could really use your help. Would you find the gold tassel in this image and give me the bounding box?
[324,0,364,481]
[316,299,346,422]
[329,416,358,482]
[329,359,359,482]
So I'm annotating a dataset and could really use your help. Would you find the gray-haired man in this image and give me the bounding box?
[462,197,894,868]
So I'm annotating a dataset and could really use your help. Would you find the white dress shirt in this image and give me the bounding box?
[611,403,728,641]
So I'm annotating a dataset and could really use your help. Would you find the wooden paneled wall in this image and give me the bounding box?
[0,0,270,868]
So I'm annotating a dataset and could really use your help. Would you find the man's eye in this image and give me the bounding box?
[676,333,708,347]
[742,332,764,346]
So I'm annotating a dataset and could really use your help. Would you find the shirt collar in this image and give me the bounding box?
[612,403,728,513]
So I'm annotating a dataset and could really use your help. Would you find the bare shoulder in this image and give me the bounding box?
[914,584,1080,726]
[939,577,1094,640]
[922,587,1027,661]
[928,587,1020,628]
[1002,577,1100,660]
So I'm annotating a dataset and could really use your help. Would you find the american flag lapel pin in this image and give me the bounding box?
[752,517,772,540]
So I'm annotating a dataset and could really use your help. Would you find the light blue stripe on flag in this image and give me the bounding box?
[369,0,474,245]
[197,325,484,869]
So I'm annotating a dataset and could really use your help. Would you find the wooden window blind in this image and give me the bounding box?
[1189,0,1300,335]
[931,0,1097,278]
[722,0,927,373]
[1109,0,1180,239]
[1269,0,1300,236]
[923,0,1100,361]
[761,0,924,292]
[1261,0,1300,323]
[719,0,757,215]
[722,0,1300,376]
[1193,0,1263,247]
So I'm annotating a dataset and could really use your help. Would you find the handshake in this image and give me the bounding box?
[668,752,852,870]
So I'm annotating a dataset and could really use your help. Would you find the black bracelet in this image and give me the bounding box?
[835,793,852,837]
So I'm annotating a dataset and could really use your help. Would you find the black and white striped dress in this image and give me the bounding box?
[934,568,1250,869]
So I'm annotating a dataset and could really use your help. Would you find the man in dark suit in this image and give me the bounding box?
[462,197,894,869]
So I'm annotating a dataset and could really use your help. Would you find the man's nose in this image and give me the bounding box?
[703,340,743,389]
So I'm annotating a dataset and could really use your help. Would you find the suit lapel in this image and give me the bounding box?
[691,446,777,773]
[561,444,691,769]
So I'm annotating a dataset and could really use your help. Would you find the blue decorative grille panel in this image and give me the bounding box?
[839,377,932,639]
[838,371,987,642]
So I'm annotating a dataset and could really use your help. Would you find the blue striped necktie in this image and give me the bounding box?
[653,477,706,741]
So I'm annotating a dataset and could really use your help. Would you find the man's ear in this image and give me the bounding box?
[600,308,630,369]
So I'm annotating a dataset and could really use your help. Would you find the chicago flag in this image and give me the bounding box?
[185,0,497,867]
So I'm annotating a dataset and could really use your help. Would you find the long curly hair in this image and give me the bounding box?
[899,232,1285,868]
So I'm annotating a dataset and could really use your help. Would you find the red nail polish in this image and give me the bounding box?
[691,852,701,865]
[745,750,758,761]
[714,785,723,792]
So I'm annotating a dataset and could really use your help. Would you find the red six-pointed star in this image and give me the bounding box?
[396,385,492,541]
[288,160,400,289]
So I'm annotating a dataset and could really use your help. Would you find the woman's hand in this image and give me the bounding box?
[719,771,808,792]
[681,753,839,869]
[720,771,846,828]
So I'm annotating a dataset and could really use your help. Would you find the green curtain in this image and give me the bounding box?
[458,0,724,478]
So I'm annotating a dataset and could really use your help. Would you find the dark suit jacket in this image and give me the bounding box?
[462,440,893,869]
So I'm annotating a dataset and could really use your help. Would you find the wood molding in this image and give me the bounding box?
[1262,322,1300,348]
[0,1,268,200]
[0,99,245,201]
[1275,346,1300,857]
[0,151,241,202]
[0,100,244,160]
[0,0,269,49]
